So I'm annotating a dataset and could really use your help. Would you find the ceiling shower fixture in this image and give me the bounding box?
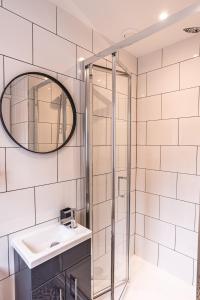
[183,27,200,33]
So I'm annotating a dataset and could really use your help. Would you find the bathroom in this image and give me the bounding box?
[0,0,199,299]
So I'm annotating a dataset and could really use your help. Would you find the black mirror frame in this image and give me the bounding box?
[0,72,77,154]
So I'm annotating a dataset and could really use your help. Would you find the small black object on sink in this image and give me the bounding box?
[60,207,77,228]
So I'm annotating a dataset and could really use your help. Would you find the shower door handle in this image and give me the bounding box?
[118,176,127,197]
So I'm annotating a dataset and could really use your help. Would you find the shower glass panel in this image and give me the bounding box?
[85,53,131,300]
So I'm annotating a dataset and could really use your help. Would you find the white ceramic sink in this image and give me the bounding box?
[12,223,92,269]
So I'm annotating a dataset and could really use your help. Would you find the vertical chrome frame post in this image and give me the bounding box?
[85,65,94,299]
[85,65,93,229]
[111,52,117,300]
[127,74,132,282]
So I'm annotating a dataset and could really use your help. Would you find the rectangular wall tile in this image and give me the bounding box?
[93,200,112,232]
[0,189,35,236]
[4,0,56,33]
[93,230,106,260]
[162,88,199,119]
[33,25,76,76]
[177,174,200,204]
[137,95,161,121]
[147,119,178,145]
[179,117,200,145]
[93,116,107,145]
[147,64,179,96]
[93,175,107,204]
[138,50,162,74]
[58,146,81,181]
[0,275,15,300]
[137,74,146,98]
[136,168,146,192]
[93,146,112,175]
[137,122,146,145]
[181,57,200,89]
[136,191,159,218]
[176,227,198,259]
[35,181,76,223]
[135,213,144,236]
[163,36,200,66]
[0,8,32,62]
[137,146,160,170]
[161,146,197,174]
[119,49,137,75]
[6,148,57,190]
[158,245,194,284]
[145,217,175,249]
[146,170,177,198]
[57,8,92,51]
[160,197,195,230]
[135,235,158,265]
[195,205,199,232]
[93,31,111,54]
[0,236,9,280]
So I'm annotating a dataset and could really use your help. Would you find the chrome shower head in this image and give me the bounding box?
[183,27,200,33]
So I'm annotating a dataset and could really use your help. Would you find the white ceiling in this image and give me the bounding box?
[50,0,200,57]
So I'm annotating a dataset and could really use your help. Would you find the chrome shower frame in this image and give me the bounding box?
[84,3,200,299]
[85,53,132,300]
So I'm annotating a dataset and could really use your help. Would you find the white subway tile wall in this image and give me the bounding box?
[136,34,200,285]
[0,0,199,293]
[0,1,137,298]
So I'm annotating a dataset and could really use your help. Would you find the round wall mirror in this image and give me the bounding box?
[0,72,76,154]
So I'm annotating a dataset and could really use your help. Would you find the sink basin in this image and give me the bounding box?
[11,223,92,269]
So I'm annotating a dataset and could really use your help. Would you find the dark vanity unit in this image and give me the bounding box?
[14,239,91,300]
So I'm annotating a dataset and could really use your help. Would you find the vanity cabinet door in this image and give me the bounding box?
[66,256,91,300]
[32,273,65,300]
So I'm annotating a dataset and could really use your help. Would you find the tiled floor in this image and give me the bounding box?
[97,255,196,300]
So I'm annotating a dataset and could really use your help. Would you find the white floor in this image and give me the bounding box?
[97,255,196,300]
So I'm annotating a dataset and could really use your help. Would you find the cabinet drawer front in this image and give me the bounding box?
[32,273,65,300]
[32,256,62,290]
[62,239,91,271]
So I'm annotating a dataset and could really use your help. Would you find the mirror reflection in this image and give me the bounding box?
[0,73,76,153]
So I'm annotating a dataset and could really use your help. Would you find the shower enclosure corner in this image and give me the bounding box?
[85,52,132,300]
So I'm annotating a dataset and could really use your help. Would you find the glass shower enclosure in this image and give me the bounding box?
[85,53,131,299]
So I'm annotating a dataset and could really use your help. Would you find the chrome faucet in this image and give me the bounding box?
[60,207,77,228]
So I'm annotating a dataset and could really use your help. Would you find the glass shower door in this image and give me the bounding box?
[112,55,131,299]
[85,53,131,300]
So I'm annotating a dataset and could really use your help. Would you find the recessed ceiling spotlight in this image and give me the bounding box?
[183,27,200,33]
[159,11,169,21]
